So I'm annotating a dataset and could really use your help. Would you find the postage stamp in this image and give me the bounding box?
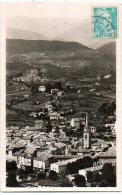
[93,7,117,38]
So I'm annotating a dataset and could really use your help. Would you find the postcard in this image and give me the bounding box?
[0,1,122,192]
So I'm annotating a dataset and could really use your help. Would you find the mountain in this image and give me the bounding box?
[56,21,114,49]
[97,42,116,62]
[97,42,116,55]
[6,39,116,83]
[7,17,114,49]
[7,28,48,40]
[7,17,82,41]
[6,39,91,54]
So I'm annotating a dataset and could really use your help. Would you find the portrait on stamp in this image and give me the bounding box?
[93,7,117,38]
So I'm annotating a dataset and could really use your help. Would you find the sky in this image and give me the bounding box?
[5,3,91,19]
[5,2,115,48]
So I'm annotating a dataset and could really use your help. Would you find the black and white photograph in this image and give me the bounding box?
[0,1,122,191]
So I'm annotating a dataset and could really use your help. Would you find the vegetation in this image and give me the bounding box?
[73,174,86,187]
[6,173,18,187]
[48,170,59,181]
[6,161,17,172]
[66,156,93,174]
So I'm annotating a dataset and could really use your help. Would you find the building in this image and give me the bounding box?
[7,142,25,161]
[38,85,46,92]
[83,113,91,149]
[17,146,37,169]
[49,112,59,120]
[33,152,54,170]
[89,126,96,134]
[79,165,103,181]
[50,157,82,175]
[35,120,44,128]
[6,133,13,142]
[93,146,116,167]
[70,117,85,128]
[51,89,59,95]
[105,123,115,134]
[24,69,38,77]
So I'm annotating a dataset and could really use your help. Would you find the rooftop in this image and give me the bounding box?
[51,156,83,167]
[79,165,103,173]
[24,146,37,155]
[94,146,116,158]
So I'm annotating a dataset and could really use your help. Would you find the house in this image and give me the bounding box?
[57,91,62,97]
[79,165,103,181]
[58,137,70,145]
[49,112,59,120]
[6,133,13,142]
[70,118,80,128]
[14,133,22,141]
[17,146,37,169]
[38,85,46,92]
[7,142,25,161]
[50,157,82,175]
[35,120,44,128]
[55,142,67,155]
[93,146,116,167]
[89,126,96,134]
[51,89,59,95]
[33,152,54,170]
[21,135,32,143]
[45,102,54,113]
[70,117,85,128]
[105,123,115,134]
[47,105,54,113]
[28,127,42,133]
[7,126,19,131]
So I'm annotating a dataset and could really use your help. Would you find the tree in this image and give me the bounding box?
[31,83,39,95]
[6,173,18,187]
[38,172,46,180]
[93,172,101,183]
[48,170,59,181]
[73,174,86,187]
[46,118,52,133]
[6,161,17,172]
[66,156,93,174]
[18,168,28,180]
[101,163,116,186]
[61,178,73,187]
[87,171,93,183]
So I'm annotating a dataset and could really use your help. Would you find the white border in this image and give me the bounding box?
[0,1,122,192]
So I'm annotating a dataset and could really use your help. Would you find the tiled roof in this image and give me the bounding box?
[55,142,66,148]
[51,156,83,166]
[29,127,41,131]
[79,165,103,173]
[35,152,54,162]
[94,146,116,158]
[24,146,37,155]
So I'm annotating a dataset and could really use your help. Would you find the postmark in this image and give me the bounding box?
[93,7,117,38]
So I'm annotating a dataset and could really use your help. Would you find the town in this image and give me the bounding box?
[6,65,116,187]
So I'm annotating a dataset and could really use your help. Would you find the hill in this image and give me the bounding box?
[97,42,116,55]
[56,21,114,49]
[97,42,116,62]
[6,39,91,54]
[7,28,48,41]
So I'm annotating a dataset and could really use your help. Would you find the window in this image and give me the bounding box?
[85,135,87,139]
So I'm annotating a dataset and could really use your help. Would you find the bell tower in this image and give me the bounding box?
[83,113,91,149]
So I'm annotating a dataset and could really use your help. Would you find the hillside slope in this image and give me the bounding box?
[6,39,92,54]
[7,28,48,40]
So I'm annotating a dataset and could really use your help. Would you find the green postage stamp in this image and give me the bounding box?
[93,7,117,38]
